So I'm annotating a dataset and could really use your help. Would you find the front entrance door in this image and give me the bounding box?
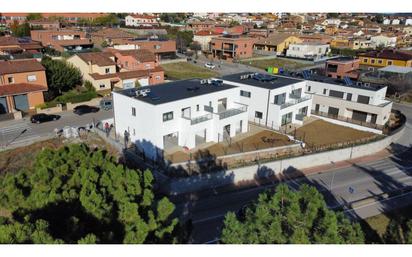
[0,97,8,114]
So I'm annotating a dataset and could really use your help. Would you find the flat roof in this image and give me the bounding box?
[378,65,412,74]
[115,79,236,105]
[221,72,303,90]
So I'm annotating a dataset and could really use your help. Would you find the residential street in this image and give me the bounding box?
[0,109,113,150]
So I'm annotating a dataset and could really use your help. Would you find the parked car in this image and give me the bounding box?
[100,99,113,110]
[31,113,61,124]
[204,62,216,69]
[73,105,100,115]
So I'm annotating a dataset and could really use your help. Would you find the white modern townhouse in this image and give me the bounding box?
[221,73,313,130]
[280,72,393,132]
[112,79,249,159]
[286,42,330,60]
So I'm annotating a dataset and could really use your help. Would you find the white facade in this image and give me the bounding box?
[222,74,313,130]
[406,19,412,26]
[370,35,397,48]
[286,43,330,60]
[193,33,219,51]
[113,80,249,159]
[125,15,158,27]
[322,19,341,26]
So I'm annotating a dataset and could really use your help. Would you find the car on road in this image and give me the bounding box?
[73,105,100,115]
[30,113,61,124]
[204,62,216,69]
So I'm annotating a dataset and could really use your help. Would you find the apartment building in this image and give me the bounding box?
[253,33,302,55]
[30,29,93,52]
[0,59,48,114]
[210,35,257,61]
[112,79,249,159]
[282,72,392,129]
[285,42,330,60]
[221,73,312,129]
[325,57,360,79]
[125,14,158,27]
[67,52,162,91]
[358,49,412,69]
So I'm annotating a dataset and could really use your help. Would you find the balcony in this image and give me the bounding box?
[204,103,248,120]
[279,95,311,109]
[311,110,383,130]
[182,113,213,125]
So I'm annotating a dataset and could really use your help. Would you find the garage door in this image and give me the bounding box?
[352,110,368,122]
[13,94,29,111]
[0,97,8,114]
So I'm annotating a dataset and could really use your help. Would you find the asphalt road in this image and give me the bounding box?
[0,109,113,149]
[176,102,412,243]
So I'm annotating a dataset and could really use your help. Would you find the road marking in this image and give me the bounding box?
[193,213,226,224]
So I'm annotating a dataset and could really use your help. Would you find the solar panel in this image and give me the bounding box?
[343,76,353,86]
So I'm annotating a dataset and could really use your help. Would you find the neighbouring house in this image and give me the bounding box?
[221,73,312,130]
[325,57,360,79]
[28,19,60,30]
[358,49,412,69]
[193,30,221,52]
[112,79,249,158]
[370,35,397,48]
[298,34,332,44]
[210,35,257,61]
[285,42,330,60]
[67,52,163,91]
[30,29,94,52]
[90,28,135,47]
[105,48,164,84]
[125,14,159,27]
[0,36,43,58]
[351,37,374,50]
[186,20,216,33]
[253,32,302,55]
[282,72,392,129]
[113,38,177,60]
[0,59,48,114]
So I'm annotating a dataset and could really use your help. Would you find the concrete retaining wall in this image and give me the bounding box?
[66,98,102,111]
[166,126,405,194]
[36,104,63,114]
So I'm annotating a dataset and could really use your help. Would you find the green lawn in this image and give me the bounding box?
[161,62,219,80]
[241,57,312,71]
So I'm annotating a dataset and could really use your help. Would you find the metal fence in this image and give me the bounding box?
[311,110,384,130]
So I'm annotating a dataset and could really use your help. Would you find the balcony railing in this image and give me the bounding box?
[279,95,311,109]
[311,110,383,130]
[295,113,305,121]
[218,105,248,120]
[182,113,213,125]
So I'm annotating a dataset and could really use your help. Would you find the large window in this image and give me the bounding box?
[274,93,286,105]
[281,112,293,125]
[255,111,263,119]
[240,90,251,98]
[357,95,370,104]
[163,111,174,122]
[346,93,352,101]
[329,90,344,98]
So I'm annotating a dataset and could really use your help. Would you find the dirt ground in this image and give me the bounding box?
[165,130,292,163]
[295,120,378,147]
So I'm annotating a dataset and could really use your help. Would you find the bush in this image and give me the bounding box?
[84,80,96,92]
[54,90,97,104]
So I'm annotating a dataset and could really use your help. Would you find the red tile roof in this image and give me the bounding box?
[0,59,45,75]
[115,49,156,63]
[195,30,221,36]
[130,14,157,20]
[76,52,116,66]
[0,83,47,96]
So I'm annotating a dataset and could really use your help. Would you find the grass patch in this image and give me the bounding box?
[295,120,377,147]
[241,57,311,71]
[161,62,219,80]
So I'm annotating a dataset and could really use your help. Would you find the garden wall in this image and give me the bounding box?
[66,97,102,111]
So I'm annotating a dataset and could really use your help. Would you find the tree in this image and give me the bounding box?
[0,144,181,243]
[10,21,31,37]
[26,13,43,21]
[101,40,109,48]
[92,14,120,26]
[221,184,364,244]
[40,56,82,98]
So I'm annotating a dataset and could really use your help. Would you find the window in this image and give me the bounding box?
[105,68,110,74]
[371,59,375,64]
[307,86,311,92]
[132,107,136,116]
[133,129,136,136]
[281,112,293,125]
[99,84,105,88]
[378,59,383,64]
[240,90,251,98]
[255,111,263,119]
[196,105,200,111]
[27,75,37,82]
[346,93,352,101]
[163,111,173,122]
[388,60,393,65]
[274,93,286,105]
[244,44,247,47]
[323,88,327,95]
[357,95,370,104]
[155,75,161,80]
[209,101,212,106]
[329,90,344,98]
[7,77,14,83]
[363,58,368,63]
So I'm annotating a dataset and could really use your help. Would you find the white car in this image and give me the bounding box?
[204,62,216,69]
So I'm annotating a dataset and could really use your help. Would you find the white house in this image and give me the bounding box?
[221,73,313,130]
[370,35,397,48]
[406,19,412,26]
[322,19,341,26]
[112,79,249,159]
[286,43,330,60]
[392,19,400,25]
[125,14,158,27]
[383,19,391,25]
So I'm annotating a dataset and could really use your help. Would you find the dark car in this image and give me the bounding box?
[31,113,61,124]
[73,105,100,115]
